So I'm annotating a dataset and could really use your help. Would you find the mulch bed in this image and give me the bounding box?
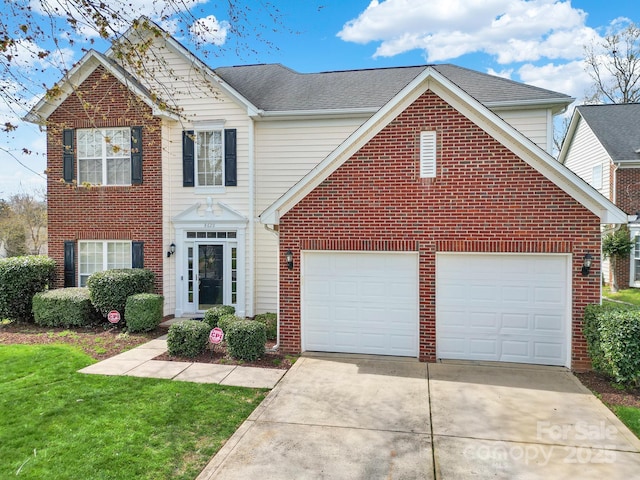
[0,321,162,361]
[575,370,640,408]
[154,341,292,370]
[0,321,292,370]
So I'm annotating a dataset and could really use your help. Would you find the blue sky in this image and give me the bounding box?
[1,0,637,198]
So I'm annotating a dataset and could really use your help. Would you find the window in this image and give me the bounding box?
[196,130,224,186]
[420,131,437,178]
[592,164,603,190]
[182,128,236,187]
[634,234,640,283]
[78,128,131,185]
[79,241,132,286]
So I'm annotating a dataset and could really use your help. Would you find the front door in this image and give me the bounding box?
[198,245,223,310]
[184,239,238,314]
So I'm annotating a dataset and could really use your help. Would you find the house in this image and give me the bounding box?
[25,19,625,370]
[558,104,640,288]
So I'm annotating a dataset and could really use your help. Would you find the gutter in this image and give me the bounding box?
[263,224,280,352]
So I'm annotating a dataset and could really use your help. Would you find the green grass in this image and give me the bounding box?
[602,286,640,306]
[612,405,640,438]
[0,344,267,479]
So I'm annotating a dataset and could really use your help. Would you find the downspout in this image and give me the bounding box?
[264,224,280,351]
[248,117,255,318]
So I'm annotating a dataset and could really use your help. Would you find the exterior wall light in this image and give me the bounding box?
[581,252,593,276]
[285,249,294,270]
[167,243,176,258]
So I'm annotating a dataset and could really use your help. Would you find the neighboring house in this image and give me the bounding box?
[558,104,640,288]
[26,19,625,370]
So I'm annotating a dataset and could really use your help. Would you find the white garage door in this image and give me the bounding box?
[302,252,418,357]
[436,253,570,366]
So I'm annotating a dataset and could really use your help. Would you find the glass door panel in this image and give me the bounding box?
[198,244,223,310]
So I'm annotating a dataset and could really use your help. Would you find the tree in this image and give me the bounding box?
[602,225,634,293]
[1,1,285,173]
[584,21,640,104]
[0,189,47,257]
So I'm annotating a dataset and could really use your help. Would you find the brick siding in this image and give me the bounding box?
[47,66,163,293]
[279,91,600,370]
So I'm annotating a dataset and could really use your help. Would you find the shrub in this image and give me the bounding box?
[203,305,236,329]
[0,255,55,322]
[167,320,210,358]
[87,269,154,319]
[32,287,100,327]
[226,320,266,361]
[218,314,244,335]
[125,293,164,332]
[584,303,640,384]
[254,312,277,341]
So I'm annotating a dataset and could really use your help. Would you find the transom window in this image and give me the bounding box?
[78,128,131,185]
[186,231,237,239]
[196,130,224,186]
[79,241,132,286]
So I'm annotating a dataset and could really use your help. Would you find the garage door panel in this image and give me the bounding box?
[533,315,564,332]
[469,338,498,356]
[303,252,418,357]
[501,313,529,331]
[437,254,569,367]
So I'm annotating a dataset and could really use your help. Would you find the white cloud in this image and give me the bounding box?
[517,60,592,102]
[338,0,595,64]
[189,15,230,46]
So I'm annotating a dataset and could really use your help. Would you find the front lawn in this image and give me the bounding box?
[0,344,267,479]
[602,286,640,307]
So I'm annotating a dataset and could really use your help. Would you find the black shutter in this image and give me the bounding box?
[130,126,143,185]
[224,129,237,186]
[62,129,74,183]
[132,242,144,268]
[64,241,76,287]
[182,130,195,187]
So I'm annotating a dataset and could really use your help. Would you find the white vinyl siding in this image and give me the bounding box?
[420,131,436,178]
[78,128,131,185]
[79,241,132,286]
[563,117,612,198]
[496,109,552,153]
[254,117,366,312]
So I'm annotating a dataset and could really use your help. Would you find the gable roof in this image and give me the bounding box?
[560,104,640,163]
[24,49,179,124]
[214,63,573,114]
[260,67,626,225]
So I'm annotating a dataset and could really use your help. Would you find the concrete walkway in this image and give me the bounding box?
[78,336,286,389]
[197,354,640,479]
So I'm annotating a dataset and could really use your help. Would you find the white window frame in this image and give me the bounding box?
[630,229,640,287]
[194,122,225,191]
[591,164,603,190]
[78,240,132,286]
[420,131,437,178]
[77,127,132,186]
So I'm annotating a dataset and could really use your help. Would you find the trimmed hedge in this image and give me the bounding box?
[584,303,640,384]
[0,255,55,322]
[254,312,277,341]
[203,305,236,329]
[87,269,154,319]
[218,314,244,336]
[167,320,211,358]
[32,287,99,327]
[125,293,164,332]
[226,320,266,361]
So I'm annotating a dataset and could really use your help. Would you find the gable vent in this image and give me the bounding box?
[420,131,437,178]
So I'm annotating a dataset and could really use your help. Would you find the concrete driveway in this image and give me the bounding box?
[197,354,640,479]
